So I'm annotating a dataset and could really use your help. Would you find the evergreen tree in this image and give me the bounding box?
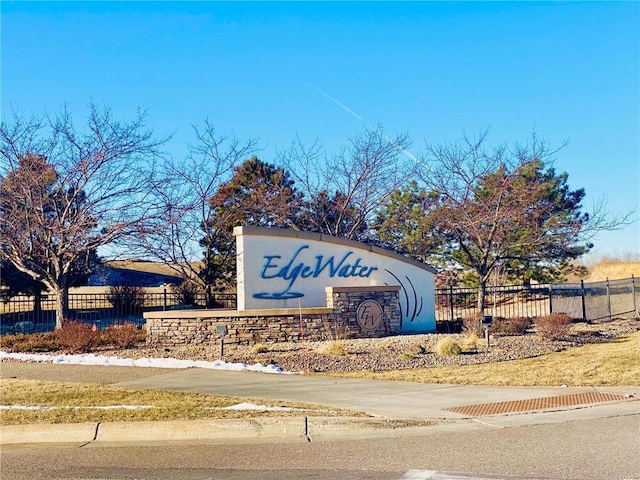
[200,156,303,294]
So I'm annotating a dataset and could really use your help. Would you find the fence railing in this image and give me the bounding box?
[1,277,637,335]
[435,276,638,323]
[550,277,638,322]
[0,291,236,334]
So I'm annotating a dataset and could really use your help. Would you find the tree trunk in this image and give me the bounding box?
[32,290,43,324]
[205,284,217,309]
[53,286,69,329]
[477,281,487,317]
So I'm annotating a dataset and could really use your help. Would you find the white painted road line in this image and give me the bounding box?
[400,471,545,480]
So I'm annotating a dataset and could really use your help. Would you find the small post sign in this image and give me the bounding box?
[215,324,228,336]
[215,324,228,357]
[481,315,492,347]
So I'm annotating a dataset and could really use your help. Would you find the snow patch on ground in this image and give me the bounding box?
[2,403,311,412]
[218,402,307,412]
[0,350,287,374]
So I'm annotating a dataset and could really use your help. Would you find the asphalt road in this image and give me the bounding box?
[2,415,639,480]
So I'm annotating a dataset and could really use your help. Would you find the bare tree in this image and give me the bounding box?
[413,131,634,313]
[135,120,260,296]
[279,124,416,240]
[0,104,166,328]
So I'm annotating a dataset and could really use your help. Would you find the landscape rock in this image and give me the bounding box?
[105,318,639,373]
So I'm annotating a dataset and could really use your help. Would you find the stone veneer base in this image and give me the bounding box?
[144,286,405,347]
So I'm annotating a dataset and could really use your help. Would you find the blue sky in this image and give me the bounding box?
[2,1,639,259]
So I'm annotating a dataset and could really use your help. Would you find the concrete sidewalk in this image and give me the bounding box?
[114,368,639,423]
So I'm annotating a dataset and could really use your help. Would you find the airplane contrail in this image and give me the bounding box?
[308,83,420,163]
[308,83,366,124]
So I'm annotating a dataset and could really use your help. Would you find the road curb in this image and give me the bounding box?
[96,417,307,442]
[0,422,98,445]
[2,417,437,445]
[3,401,636,445]
[307,417,436,436]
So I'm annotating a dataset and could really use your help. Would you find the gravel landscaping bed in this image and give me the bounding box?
[106,317,639,373]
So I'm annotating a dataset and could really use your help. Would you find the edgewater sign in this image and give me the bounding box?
[234,226,437,332]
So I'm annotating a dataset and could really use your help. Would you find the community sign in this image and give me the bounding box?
[234,226,437,332]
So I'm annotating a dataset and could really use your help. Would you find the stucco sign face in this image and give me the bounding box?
[234,226,437,333]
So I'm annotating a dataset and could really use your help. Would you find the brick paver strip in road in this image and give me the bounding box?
[446,392,627,416]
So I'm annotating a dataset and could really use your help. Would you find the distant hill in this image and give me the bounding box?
[579,262,640,282]
[87,261,184,287]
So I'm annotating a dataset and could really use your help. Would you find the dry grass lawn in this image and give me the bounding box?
[324,332,640,386]
[0,379,356,425]
[106,260,189,277]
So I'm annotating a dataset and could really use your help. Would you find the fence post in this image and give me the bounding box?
[548,283,553,314]
[449,284,454,322]
[580,279,587,322]
[632,275,637,316]
[606,278,612,321]
[163,288,167,311]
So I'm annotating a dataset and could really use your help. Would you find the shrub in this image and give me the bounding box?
[0,333,28,351]
[435,337,462,356]
[535,313,573,341]
[101,322,146,349]
[107,285,146,315]
[316,340,348,356]
[171,280,201,306]
[405,344,425,355]
[0,332,61,353]
[462,317,484,337]
[492,317,532,336]
[398,352,416,361]
[251,343,269,354]
[322,319,350,342]
[55,320,100,353]
[460,333,483,352]
[398,344,425,361]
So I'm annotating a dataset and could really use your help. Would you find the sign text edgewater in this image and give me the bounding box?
[254,245,378,300]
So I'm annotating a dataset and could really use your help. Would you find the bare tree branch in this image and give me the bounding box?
[279,124,417,240]
[131,121,260,287]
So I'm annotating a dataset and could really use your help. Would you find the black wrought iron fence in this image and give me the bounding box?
[435,276,638,323]
[1,277,637,335]
[435,284,551,322]
[0,290,236,334]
